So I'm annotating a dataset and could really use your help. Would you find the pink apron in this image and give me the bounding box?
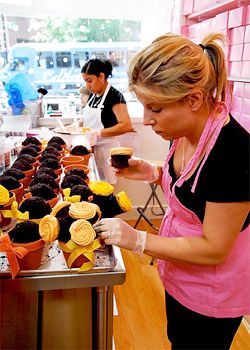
[158,103,250,317]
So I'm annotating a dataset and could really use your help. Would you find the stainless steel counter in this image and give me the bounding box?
[0,152,126,350]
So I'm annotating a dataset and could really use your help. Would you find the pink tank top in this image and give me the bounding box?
[158,104,250,317]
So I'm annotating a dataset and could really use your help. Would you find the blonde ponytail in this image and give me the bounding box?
[128,32,230,110]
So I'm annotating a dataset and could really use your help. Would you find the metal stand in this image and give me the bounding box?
[134,183,165,266]
[134,183,165,230]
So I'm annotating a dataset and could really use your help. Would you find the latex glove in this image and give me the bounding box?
[113,156,160,183]
[93,218,147,255]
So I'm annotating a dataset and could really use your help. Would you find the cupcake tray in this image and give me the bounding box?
[0,240,117,277]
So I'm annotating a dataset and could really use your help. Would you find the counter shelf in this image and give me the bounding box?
[0,152,126,350]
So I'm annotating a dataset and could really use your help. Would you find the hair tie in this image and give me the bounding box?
[199,43,205,51]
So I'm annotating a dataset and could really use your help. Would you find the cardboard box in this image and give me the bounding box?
[231,96,243,113]
[241,61,250,78]
[228,7,246,28]
[233,82,245,97]
[244,25,250,43]
[215,11,228,30]
[243,43,250,60]
[229,44,244,61]
[230,26,245,45]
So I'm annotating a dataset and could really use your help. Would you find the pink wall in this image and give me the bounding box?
[181,0,250,132]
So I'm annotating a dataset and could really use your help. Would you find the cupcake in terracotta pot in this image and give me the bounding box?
[0,175,24,203]
[39,206,100,271]
[19,196,52,220]
[25,183,58,208]
[22,136,42,148]
[0,185,16,228]
[29,173,59,193]
[0,221,45,278]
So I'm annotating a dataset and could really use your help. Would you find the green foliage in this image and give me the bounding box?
[29,17,141,42]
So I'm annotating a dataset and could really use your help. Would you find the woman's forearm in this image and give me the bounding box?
[100,123,134,137]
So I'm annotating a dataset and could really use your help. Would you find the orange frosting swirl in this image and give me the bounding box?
[39,214,60,243]
[69,219,96,246]
[69,201,101,220]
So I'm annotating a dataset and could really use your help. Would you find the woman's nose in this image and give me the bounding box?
[143,111,155,126]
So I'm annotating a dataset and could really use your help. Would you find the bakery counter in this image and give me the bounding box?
[0,155,126,350]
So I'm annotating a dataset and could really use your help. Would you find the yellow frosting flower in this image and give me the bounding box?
[116,191,132,212]
[69,219,96,246]
[69,201,101,220]
[89,180,114,196]
[0,185,10,206]
[39,214,60,243]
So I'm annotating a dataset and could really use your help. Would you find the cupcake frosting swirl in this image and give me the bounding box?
[110,147,133,156]
[69,219,96,246]
[89,180,114,196]
[39,214,60,242]
[116,191,132,212]
[69,201,101,220]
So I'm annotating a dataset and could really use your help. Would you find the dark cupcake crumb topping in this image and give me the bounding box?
[19,196,51,219]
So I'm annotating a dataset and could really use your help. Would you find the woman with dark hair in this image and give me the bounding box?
[81,58,133,136]
[81,58,137,183]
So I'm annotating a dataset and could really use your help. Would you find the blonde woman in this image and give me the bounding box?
[94,33,250,349]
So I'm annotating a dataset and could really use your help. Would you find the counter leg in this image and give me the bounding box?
[93,285,113,350]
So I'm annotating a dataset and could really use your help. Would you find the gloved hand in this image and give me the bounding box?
[113,157,160,183]
[93,218,147,255]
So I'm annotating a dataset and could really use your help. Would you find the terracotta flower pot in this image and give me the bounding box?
[61,156,85,167]
[82,153,91,166]
[12,239,45,270]
[60,245,90,269]
[23,166,36,178]
[54,166,63,176]
[64,164,89,174]
[19,176,31,189]
[11,183,24,203]
[23,192,59,208]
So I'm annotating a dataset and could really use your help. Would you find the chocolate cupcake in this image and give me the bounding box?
[8,221,41,243]
[16,154,37,165]
[70,145,90,156]
[61,174,87,189]
[36,166,57,179]
[46,142,63,152]
[30,173,59,192]
[12,159,33,171]
[42,146,61,158]
[48,136,66,147]
[0,176,21,191]
[19,145,39,158]
[39,153,58,163]
[110,147,133,168]
[19,196,51,219]
[65,168,89,182]
[101,191,132,218]
[28,183,57,201]
[88,181,114,212]
[3,168,25,181]
[22,136,42,147]
[51,202,74,243]
[71,184,93,202]
[40,158,61,171]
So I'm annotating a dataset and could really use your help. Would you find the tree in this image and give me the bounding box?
[29,17,141,42]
